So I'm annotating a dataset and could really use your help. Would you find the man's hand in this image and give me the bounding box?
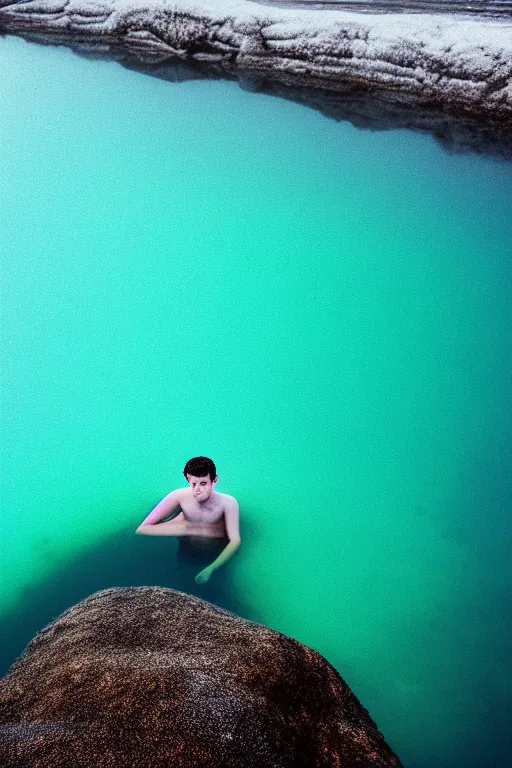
[195,567,214,585]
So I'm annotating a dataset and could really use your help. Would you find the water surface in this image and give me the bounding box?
[1,34,512,768]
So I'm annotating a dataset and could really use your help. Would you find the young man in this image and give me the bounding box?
[136,457,241,585]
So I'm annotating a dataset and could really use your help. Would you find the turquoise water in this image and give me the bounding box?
[1,34,511,767]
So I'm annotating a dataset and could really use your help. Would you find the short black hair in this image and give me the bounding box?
[183,456,217,482]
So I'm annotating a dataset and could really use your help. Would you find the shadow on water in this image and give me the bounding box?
[2,30,512,161]
[119,52,512,160]
[0,520,260,678]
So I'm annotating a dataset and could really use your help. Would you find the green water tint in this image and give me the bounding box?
[1,35,512,768]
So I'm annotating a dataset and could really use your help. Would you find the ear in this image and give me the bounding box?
[213,475,218,483]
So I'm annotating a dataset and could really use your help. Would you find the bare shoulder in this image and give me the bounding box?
[218,493,239,509]
[166,487,191,504]
[175,487,193,500]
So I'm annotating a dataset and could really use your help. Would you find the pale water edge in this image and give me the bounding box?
[1,34,511,768]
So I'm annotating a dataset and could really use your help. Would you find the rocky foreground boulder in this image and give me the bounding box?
[0,587,402,767]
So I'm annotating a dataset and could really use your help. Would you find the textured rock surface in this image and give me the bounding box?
[0,586,402,767]
[0,0,511,122]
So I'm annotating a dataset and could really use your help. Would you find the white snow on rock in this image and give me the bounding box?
[1,0,511,117]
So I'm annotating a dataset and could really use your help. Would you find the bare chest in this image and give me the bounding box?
[180,497,225,525]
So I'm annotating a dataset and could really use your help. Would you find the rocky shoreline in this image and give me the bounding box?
[1,0,511,154]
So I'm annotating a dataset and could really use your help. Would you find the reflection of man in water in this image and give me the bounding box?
[135,456,241,585]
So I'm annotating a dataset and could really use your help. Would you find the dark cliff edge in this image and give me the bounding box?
[1,0,511,158]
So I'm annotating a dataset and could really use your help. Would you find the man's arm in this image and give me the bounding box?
[136,518,220,537]
[205,498,241,573]
[135,489,183,532]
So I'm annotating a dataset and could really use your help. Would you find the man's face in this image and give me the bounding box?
[187,473,217,502]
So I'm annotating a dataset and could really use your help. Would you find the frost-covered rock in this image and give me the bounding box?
[1,0,511,120]
[0,587,402,767]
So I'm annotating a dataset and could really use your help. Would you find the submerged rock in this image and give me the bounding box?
[0,586,402,767]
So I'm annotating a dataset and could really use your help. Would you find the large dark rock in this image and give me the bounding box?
[0,587,402,767]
